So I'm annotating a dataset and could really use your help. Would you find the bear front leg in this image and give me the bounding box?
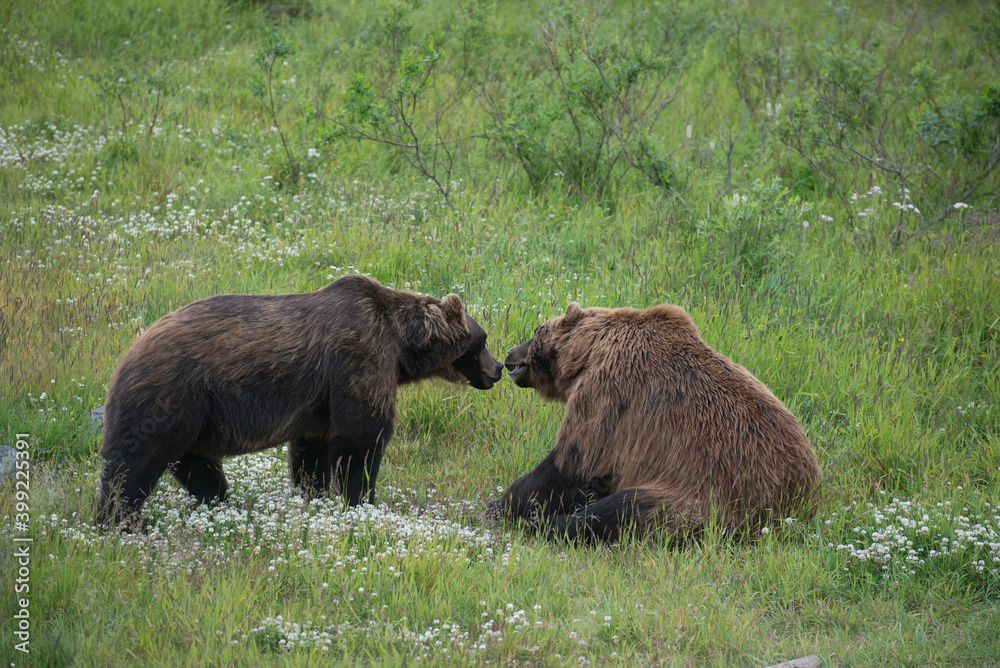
[329,418,393,506]
[289,437,333,498]
[497,451,593,527]
[339,448,383,506]
[170,452,229,504]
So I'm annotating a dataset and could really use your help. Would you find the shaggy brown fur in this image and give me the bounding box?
[495,302,821,542]
[95,274,503,529]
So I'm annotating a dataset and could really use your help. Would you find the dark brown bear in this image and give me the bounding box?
[95,274,503,528]
[495,302,820,542]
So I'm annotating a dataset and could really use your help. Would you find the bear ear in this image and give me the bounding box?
[442,294,465,320]
[562,302,585,327]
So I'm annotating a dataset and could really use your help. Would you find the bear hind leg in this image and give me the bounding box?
[545,489,640,543]
[96,448,177,531]
[549,487,711,544]
[548,487,691,544]
[95,403,207,530]
[171,452,229,504]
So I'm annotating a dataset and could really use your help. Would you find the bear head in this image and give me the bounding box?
[504,301,590,401]
[427,294,504,390]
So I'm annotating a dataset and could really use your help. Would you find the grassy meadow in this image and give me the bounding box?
[1,0,999,665]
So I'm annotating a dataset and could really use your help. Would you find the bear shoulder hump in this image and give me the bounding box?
[647,304,699,334]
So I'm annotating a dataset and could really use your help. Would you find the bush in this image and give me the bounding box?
[696,177,810,281]
[485,0,678,198]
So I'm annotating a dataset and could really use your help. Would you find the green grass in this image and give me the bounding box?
[2,0,999,665]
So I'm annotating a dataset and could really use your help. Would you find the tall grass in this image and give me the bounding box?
[1,0,998,665]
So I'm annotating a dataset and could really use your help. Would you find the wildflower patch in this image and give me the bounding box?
[830,495,1000,590]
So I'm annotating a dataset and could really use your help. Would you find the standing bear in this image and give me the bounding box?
[96,274,503,529]
[495,302,820,542]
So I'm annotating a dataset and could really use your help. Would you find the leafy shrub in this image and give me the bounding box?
[251,29,309,188]
[325,0,492,208]
[485,0,677,198]
[89,64,177,139]
[775,7,1000,234]
[696,177,810,281]
[323,0,686,205]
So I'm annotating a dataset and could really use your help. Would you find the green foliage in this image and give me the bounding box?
[487,0,677,197]
[89,64,177,138]
[333,74,387,131]
[775,10,1000,232]
[914,88,1000,157]
[251,29,307,188]
[975,0,1000,68]
[323,0,486,208]
[696,178,810,281]
[716,8,794,113]
[253,29,295,75]
[323,0,682,204]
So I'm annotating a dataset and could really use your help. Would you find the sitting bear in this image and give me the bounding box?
[95,274,503,529]
[494,302,820,542]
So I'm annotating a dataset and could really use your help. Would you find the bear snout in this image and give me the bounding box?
[503,340,531,378]
[488,359,504,382]
[462,347,503,390]
[479,351,504,389]
[505,360,527,377]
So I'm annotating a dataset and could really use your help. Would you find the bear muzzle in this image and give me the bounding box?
[506,361,527,377]
[480,356,504,389]
[504,342,531,382]
[467,348,503,390]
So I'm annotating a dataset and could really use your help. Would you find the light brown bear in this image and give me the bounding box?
[494,302,820,542]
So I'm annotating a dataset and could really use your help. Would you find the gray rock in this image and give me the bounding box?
[0,446,15,485]
[84,407,104,440]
